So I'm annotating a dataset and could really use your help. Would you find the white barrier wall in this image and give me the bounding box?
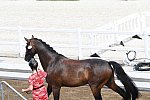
[0,12,150,60]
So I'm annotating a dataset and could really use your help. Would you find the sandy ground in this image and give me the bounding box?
[0,0,150,29]
[0,79,149,100]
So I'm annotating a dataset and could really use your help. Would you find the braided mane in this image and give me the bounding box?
[34,38,66,57]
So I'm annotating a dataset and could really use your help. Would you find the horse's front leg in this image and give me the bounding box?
[47,84,52,97]
[52,85,61,100]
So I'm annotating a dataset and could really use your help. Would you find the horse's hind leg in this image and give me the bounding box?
[106,80,129,100]
[90,85,102,100]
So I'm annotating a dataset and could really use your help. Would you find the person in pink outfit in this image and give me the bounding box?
[22,58,48,100]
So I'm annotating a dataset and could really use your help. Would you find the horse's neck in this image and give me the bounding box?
[37,51,51,71]
[37,50,64,71]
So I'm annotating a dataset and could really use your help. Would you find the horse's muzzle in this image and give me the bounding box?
[24,56,32,62]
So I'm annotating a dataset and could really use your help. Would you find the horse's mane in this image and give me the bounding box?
[34,38,66,58]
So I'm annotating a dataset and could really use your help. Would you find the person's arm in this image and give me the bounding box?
[22,84,33,92]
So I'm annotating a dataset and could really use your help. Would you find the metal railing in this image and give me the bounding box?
[0,81,27,100]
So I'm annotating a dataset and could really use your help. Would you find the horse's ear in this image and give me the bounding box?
[24,37,29,42]
[32,35,34,39]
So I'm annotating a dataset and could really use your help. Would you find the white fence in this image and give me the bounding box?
[0,12,150,60]
[0,27,149,60]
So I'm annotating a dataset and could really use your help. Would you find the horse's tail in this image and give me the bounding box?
[109,61,139,99]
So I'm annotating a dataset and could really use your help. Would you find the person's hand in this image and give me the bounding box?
[22,89,26,92]
[22,89,31,94]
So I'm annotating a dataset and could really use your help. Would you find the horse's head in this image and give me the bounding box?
[24,35,37,62]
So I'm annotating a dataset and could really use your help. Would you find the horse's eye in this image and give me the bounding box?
[28,45,32,49]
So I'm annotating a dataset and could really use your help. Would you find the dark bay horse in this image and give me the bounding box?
[24,35,139,100]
